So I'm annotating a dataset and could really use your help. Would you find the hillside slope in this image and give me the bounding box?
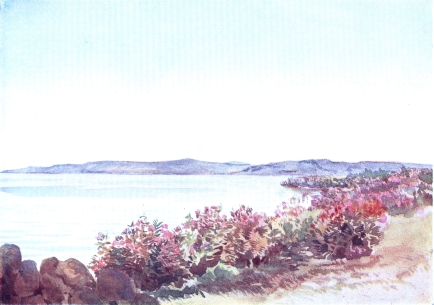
[2,159,431,176]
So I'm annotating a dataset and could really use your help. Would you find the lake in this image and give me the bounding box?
[0,173,306,268]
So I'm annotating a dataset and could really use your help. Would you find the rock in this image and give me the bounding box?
[21,294,46,304]
[96,269,135,303]
[1,244,22,303]
[40,257,69,304]
[0,248,102,304]
[39,257,58,276]
[40,271,71,304]
[40,257,100,304]
[14,260,41,298]
[70,286,102,305]
[0,256,2,302]
[7,295,22,304]
[58,258,96,289]
[1,244,22,274]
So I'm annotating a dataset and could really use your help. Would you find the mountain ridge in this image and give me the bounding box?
[2,159,431,176]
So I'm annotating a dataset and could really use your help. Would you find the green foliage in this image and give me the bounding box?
[359,168,392,180]
[418,169,433,185]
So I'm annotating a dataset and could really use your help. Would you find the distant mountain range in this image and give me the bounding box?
[2,159,431,176]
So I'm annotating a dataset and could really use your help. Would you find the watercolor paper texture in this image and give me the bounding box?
[0,1,432,304]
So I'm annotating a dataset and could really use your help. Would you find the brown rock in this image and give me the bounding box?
[1,244,22,274]
[40,272,71,304]
[96,268,135,303]
[1,244,22,303]
[14,260,41,298]
[39,257,59,276]
[21,294,46,305]
[70,286,102,305]
[40,257,68,304]
[0,259,2,303]
[7,295,22,304]
[58,258,96,289]
[40,257,100,304]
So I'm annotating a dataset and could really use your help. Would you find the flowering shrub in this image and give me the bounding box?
[267,203,318,265]
[182,205,271,270]
[278,168,432,261]
[89,216,191,291]
[221,205,270,268]
[308,168,432,217]
[308,209,384,260]
[181,206,229,276]
[89,167,431,297]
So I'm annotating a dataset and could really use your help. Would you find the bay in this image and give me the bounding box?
[0,173,306,268]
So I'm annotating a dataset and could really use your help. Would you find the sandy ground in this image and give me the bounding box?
[161,207,433,305]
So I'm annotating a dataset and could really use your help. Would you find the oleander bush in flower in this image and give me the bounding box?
[89,202,390,293]
[182,205,273,271]
[89,167,431,297]
[266,203,318,266]
[279,167,432,261]
[221,205,270,268]
[306,168,432,217]
[180,205,229,276]
[89,216,192,291]
[307,208,384,260]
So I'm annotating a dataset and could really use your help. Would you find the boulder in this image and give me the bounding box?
[1,244,23,303]
[1,246,102,304]
[20,294,46,305]
[96,268,135,303]
[0,253,2,301]
[40,271,71,304]
[0,244,22,274]
[39,257,58,276]
[14,260,41,298]
[40,257,70,304]
[58,258,96,289]
[69,286,102,305]
[40,257,100,304]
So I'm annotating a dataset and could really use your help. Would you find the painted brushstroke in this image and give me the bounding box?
[84,166,432,304]
[2,159,430,176]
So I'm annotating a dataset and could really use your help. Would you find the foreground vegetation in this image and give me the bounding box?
[89,167,432,301]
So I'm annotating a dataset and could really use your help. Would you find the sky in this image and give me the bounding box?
[0,0,432,170]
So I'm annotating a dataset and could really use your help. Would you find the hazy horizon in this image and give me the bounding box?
[2,157,432,173]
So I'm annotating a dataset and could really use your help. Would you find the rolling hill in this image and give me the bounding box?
[2,159,431,176]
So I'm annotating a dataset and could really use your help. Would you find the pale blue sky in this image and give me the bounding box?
[0,0,432,170]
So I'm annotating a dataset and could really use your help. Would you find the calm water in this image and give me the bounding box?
[0,174,304,268]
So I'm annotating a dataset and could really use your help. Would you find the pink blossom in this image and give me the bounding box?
[161,229,173,239]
